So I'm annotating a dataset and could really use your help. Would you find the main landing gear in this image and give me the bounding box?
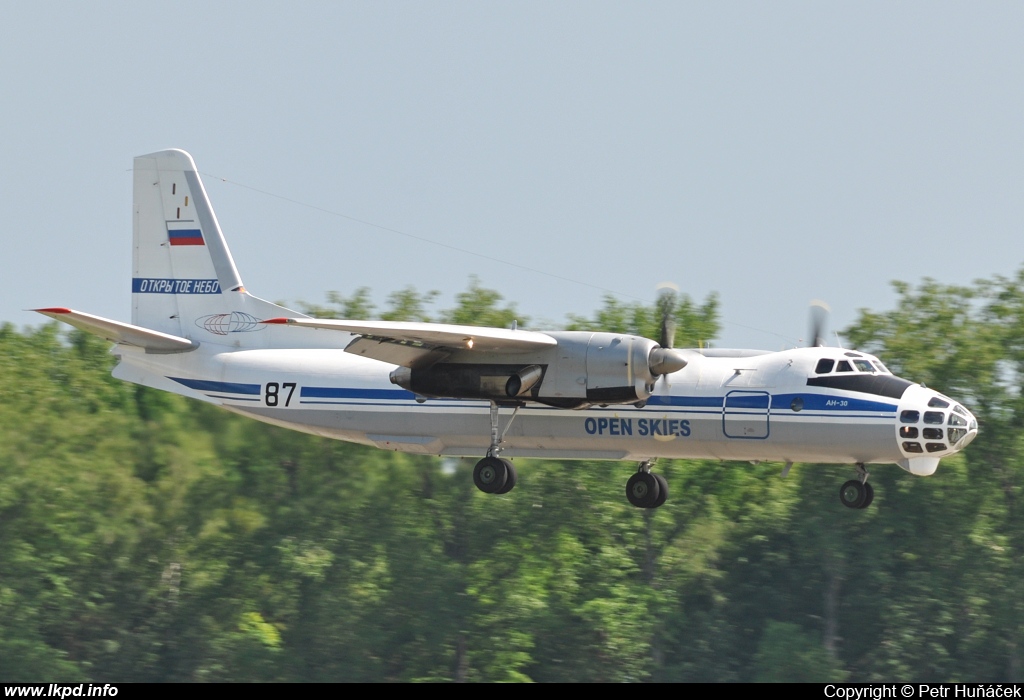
[626,460,668,509]
[470,403,671,509]
[839,463,874,510]
[472,402,519,495]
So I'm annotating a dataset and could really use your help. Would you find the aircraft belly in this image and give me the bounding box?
[230,403,901,465]
[758,416,899,463]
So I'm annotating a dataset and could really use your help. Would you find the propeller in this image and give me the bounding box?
[656,283,678,349]
[648,283,688,383]
[808,300,830,347]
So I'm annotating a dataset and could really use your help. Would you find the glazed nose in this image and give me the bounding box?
[955,407,979,449]
[944,403,977,451]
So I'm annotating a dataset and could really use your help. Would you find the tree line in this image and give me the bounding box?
[1,272,1022,682]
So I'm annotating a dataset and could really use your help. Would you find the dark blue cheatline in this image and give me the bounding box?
[169,377,261,395]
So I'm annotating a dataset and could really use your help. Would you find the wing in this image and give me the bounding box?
[262,317,556,367]
[35,308,199,354]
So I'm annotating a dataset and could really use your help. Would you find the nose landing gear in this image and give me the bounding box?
[626,461,668,509]
[839,463,874,509]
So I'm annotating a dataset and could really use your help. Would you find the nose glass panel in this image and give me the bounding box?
[947,404,978,449]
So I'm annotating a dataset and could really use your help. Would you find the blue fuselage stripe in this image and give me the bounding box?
[300,386,418,400]
[647,393,895,413]
[170,377,261,395]
[173,380,898,415]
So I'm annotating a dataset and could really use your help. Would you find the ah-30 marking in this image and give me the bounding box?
[37,149,978,510]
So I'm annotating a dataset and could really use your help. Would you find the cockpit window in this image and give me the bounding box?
[853,360,875,372]
[835,360,853,372]
[923,411,945,425]
[872,361,890,374]
[928,397,950,408]
[815,359,835,374]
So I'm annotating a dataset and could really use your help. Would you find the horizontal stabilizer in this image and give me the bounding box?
[35,308,199,354]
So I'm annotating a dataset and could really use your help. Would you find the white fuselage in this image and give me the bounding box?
[111,341,976,476]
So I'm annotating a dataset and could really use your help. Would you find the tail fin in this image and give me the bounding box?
[132,149,302,344]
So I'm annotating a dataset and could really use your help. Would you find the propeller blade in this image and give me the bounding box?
[809,300,830,347]
[656,283,679,349]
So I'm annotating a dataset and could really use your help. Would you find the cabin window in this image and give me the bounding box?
[903,441,923,453]
[836,360,853,372]
[900,426,918,438]
[815,359,835,374]
[923,411,945,425]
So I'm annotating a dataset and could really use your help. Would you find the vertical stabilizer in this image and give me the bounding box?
[131,149,303,344]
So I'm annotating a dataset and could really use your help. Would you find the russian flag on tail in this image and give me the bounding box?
[168,228,205,246]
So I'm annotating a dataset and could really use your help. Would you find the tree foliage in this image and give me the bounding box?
[1,273,1023,681]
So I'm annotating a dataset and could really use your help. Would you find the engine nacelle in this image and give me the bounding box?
[390,362,551,401]
[389,331,682,407]
[578,332,661,403]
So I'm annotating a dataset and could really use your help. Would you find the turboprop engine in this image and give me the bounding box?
[390,330,688,407]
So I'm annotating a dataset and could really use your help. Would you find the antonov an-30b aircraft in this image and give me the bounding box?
[37,149,978,510]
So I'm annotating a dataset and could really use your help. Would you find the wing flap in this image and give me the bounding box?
[345,336,451,368]
[35,308,198,354]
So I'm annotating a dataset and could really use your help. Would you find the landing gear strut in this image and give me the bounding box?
[839,463,874,510]
[626,460,668,509]
[472,402,519,495]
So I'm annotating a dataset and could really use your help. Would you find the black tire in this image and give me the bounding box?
[474,456,508,494]
[652,473,669,508]
[859,482,875,509]
[626,472,661,508]
[839,479,866,509]
[496,459,517,494]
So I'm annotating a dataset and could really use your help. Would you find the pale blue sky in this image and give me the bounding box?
[3,2,1022,349]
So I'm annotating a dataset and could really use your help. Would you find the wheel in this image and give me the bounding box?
[839,479,866,509]
[474,456,508,494]
[496,458,517,494]
[651,473,669,508]
[859,482,874,509]
[626,471,661,508]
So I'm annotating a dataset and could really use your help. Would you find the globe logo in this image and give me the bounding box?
[196,312,263,335]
